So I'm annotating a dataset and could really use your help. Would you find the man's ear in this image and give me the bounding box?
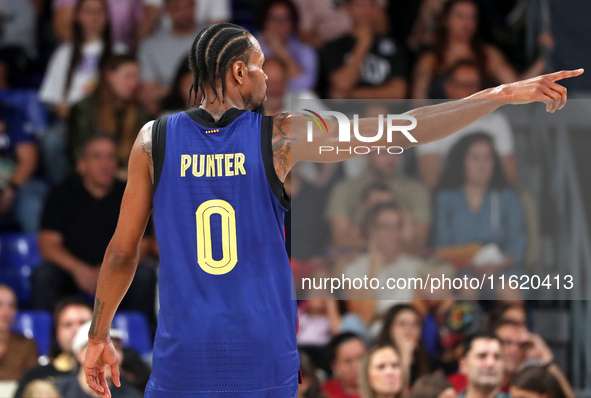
[232,61,245,84]
[459,357,466,375]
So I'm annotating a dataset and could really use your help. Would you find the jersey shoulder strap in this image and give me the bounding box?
[152,116,169,195]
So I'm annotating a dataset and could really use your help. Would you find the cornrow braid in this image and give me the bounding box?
[188,23,254,106]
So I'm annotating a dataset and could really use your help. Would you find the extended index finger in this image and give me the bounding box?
[546,69,584,82]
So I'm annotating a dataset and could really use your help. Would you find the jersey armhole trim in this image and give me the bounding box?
[152,116,168,196]
[261,115,291,210]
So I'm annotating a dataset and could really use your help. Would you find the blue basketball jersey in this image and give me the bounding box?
[146,109,299,397]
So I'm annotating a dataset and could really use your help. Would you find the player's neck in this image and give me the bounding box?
[200,96,246,121]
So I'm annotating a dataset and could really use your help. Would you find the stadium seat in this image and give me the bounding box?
[112,311,153,355]
[0,90,48,133]
[0,233,43,304]
[12,310,52,358]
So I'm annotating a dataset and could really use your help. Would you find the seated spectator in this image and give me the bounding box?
[410,373,456,398]
[433,133,526,297]
[416,60,518,189]
[22,380,62,398]
[343,203,425,323]
[405,0,446,53]
[358,344,404,398]
[0,285,38,380]
[323,332,367,398]
[418,300,483,376]
[151,0,231,32]
[298,351,326,398]
[492,320,574,397]
[292,0,352,48]
[297,295,340,347]
[257,0,317,91]
[327,151,430,252]
[67,54,149,177]
[52,0,159,49]
[14,298,93,398]
[31,135,156,330]
[55,321,142,398]
[138,0,199,116]
[0,101,47,233]
[411,0,548,99]
[159,60,198,117]
[456,334,507,398]
[262,57,326,115]
[510,366,567,398]
[39,0,126,119]
[320,0,408,99]
[0,0,36,88]
[377,304,432,385]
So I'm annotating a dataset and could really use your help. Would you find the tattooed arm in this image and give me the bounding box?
[84,121,154,398]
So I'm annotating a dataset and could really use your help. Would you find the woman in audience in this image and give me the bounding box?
[377,304,432,385]
[39,0,124,119]
[52,0,158,49]
[433,132,526,296]
[411,0,547,99]
[298,351,326,398]
[257,0,318,91]
[510,366,567,398]
[0,285,38,380]
[67,54,149,177]
[359,344,405,398]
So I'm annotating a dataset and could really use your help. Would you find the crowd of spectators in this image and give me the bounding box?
[0,0,584,396]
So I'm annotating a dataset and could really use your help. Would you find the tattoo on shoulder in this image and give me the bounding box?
[272,113,293,181]
[89,296,108,339]
[141,122,153,169]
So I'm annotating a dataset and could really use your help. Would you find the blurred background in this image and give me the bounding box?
[1,0,591,397]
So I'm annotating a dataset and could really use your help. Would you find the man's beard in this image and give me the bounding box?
[252,102,266,115]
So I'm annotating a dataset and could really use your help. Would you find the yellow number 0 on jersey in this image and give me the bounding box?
[195,199,238,275]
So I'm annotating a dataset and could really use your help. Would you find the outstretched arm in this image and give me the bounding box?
[279,69,583,167]
[83,121,155,398]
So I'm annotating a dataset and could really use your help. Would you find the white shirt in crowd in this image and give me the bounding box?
[39,41,127,106]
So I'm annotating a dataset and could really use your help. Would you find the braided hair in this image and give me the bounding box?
[188,23,254,105]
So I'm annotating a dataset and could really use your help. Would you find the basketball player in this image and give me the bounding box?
[83,22,582,398]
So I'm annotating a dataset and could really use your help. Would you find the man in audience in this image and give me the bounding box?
[343,202,424,324]
[457,333,507,398]
[493,319,574,396]
[262,57,327,116]
[320,0,407,99]
[326,151,430,251]
[138,0,199,115]
[14,298,93,398]
[55,320,142,398]
[416,60,518,189]
[31,135,156,330]
[323,332,366,398]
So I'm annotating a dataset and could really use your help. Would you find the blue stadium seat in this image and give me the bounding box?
[0,233,43,304]
[112,311,153,355]
[0,90,48,133]
[12,310,52,357]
